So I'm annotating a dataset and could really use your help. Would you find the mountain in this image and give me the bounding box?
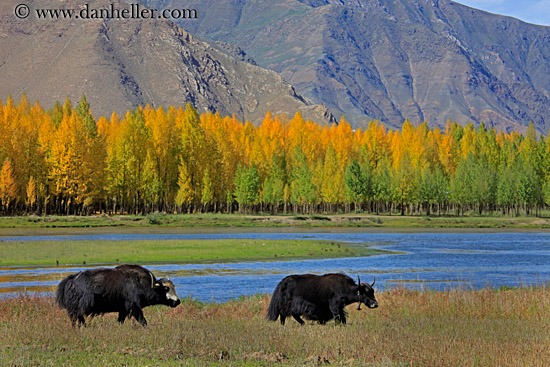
[150,0,550,133]
[0,0,335,124]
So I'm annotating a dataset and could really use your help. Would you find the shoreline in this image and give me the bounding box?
[1,225,549,237]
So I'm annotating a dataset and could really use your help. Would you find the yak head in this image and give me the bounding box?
[356,275,378,310]
[153,278,181,308]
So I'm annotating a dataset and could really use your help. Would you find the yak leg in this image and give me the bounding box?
[280,315,286,325]
[78,315,86,326]
[69,311,86,327]
[292,314,305,325]
[117,311,128,324]
[337,310,347,325]
[130,305,147,326]
[69,315,83,327]
[329,300,346,325]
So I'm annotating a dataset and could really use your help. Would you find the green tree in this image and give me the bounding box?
[497,162,520,215]
[290,148,315,213]
[517,158,542,215]
[344,159,372,212]
[393,153,419,215]
[233,164,260,213]
[76,94,96,137]
[372,159,393,214]
[419,167,448,216]
[260,154,287,213]
[471,158,497,215]
[450,152,476,215]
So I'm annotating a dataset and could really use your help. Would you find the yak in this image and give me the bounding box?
[267,273,377,325]
[56,264,180,326]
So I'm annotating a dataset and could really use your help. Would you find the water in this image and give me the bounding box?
[1,232,549,302]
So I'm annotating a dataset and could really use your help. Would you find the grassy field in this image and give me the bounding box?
[0,286,548,366]
[0,238,372,267]
[1,212,550,233]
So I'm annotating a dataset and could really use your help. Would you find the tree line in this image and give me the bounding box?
[1,94,549,216]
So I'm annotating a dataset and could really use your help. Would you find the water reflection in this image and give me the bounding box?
[0,232,549,302]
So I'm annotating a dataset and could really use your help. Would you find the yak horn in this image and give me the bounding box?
[371,277,375,287]
[149,272,156,288]
[357,274,361,285]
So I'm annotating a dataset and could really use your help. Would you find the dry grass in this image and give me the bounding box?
[1,286,549,366]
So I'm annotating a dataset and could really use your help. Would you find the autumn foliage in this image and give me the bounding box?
[1,95,549,216]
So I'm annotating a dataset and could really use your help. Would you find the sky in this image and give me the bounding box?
[456,0,550,26]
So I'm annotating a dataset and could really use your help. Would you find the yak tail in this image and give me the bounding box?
[56,273,84,312]
[56,274,73,309]
[266,283,283,322]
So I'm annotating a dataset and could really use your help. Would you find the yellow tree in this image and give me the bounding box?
[0,159,17,212]
[461,123,476,158]
[26,176,37,211]
[393,152,419,215]
[362,120,390,168]
[390,130,404,170]
[176,159,193,211]
[286,111,306,155]
[75,95,107,211]
[438,121,461,175]
[408,122,429,170]
[252,111,284,178]
[1,96,42,205]
[330,117,353,169]
[178,103,213,210]
[105,108,150,213]
[144,105,181,210]
[425,128,442,172]
[47,113,76,213]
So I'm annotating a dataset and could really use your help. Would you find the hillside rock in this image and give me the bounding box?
[158,0,550,132]
[0,0,335,124]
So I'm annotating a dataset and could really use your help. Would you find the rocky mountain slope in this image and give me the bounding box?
[155,0,550,132]
[0,0,335,124]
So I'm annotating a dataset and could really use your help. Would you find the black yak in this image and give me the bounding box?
[267,273,377,325]
[56,264,180,326]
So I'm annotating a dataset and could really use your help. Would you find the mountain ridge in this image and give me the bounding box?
[0,0,335,125]
[155,0,550,133]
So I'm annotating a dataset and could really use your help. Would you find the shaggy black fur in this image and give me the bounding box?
[267,273,377,325]
[56,264,180,326]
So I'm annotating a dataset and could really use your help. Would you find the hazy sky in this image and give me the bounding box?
[456,0,550,26]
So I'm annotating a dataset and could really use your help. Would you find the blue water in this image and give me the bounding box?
[1,232,549,302]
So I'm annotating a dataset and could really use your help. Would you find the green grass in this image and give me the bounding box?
[1,286,548,366]
[0,239,374,266]
[2,212,550,232]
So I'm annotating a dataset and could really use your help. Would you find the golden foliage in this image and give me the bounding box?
[0,96,544,214]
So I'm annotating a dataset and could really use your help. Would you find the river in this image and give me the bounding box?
[1,232,549,302]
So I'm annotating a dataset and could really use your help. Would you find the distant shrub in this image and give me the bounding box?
[147,213,162,225]
[372,217,383,224]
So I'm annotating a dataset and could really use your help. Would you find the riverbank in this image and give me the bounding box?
[1,213,550,234]
[1,286,547,366]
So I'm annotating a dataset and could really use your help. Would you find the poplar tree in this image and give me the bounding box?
[233,164,260,213]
